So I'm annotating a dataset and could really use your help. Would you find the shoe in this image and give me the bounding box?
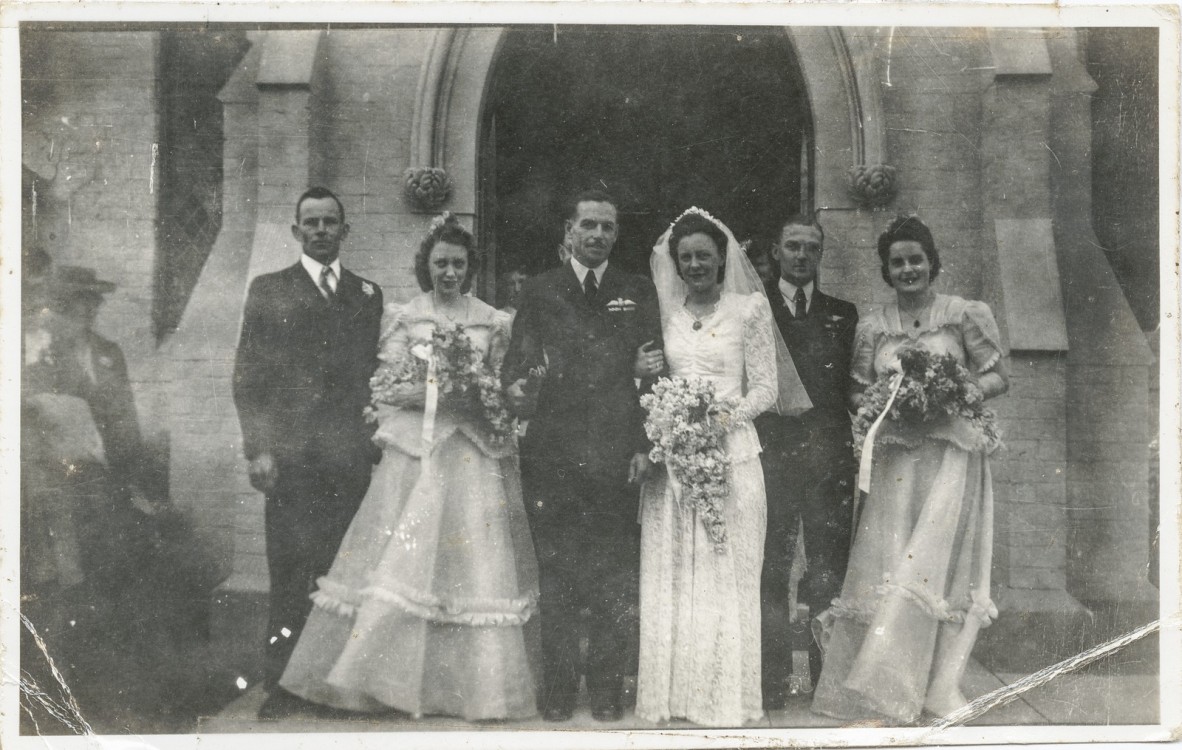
[543,704,574,722]
[592,703,623,722]
[591,693,623,722]
[258,688,312,720]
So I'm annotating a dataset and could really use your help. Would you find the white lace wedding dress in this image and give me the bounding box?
[636,291,778,727]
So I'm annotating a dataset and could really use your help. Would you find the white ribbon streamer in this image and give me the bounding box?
[856,372,904,494]
[420,355,439,479]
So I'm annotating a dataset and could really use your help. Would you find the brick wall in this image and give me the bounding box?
[166,30,443,588]
[992,354,1069,590]
[878,28,990,303]
[165,35,264,584]
[22,30,167,431]
[315,29,437,303]
[1065,364,1151,601]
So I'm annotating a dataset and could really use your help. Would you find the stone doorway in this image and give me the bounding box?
[483,26,812,298]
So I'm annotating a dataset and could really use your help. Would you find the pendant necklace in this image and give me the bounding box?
[899,299,930,331]
[434,291,469,324]
[685,297,718,331]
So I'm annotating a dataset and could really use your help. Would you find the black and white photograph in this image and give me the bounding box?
[2,2,1179,748]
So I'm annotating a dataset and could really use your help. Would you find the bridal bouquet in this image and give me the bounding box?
[368,325,514,442]
[641,377,736,553]
[852,347,1002,456]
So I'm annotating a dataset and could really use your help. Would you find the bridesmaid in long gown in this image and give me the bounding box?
[635,210,781,727]
[812,215,1008,723]
[280,215,538,721]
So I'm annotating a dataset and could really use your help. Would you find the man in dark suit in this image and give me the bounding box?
[756,215,858,707]
[504,189,664,722]
[233,187,383,716]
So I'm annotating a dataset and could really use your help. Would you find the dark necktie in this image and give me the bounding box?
[584,271,598,304]
[794,287,808,319]
[319,266,337,303]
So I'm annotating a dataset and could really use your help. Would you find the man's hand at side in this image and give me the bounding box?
[628,452,652,485]
[248,452,279,493]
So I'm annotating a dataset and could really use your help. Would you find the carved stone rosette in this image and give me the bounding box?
[403,166,453,211]
[847,164,898,208]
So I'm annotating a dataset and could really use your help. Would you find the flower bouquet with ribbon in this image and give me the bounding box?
[367,325,514,443]
[852,347,1002,492]
[640,376,737,553]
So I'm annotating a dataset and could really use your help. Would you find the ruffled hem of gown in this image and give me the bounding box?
[826,583,998,627]
[312,575,539,627]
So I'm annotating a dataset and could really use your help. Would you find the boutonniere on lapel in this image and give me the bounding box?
[361,281,375,297]
[97,354,115,369]
[606,297,638,312]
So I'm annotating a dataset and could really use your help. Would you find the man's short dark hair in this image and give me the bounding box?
[295,186,346,225]
[778,213,824,244]
[567,189,618,220]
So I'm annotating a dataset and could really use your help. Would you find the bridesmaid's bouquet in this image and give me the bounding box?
[641,377,736,553]
[852,347,1002,456]
[368,325,515,442]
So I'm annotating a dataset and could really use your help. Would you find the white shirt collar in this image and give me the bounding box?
[778,278,815,313]
[301,254,342,289]
[570,256,608,285]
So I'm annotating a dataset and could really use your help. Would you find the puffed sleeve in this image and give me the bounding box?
[962,300,1008,378]
[850,314,880,387]
[377,301,409,364]
[371,301,430,412]
[732,294,779,423]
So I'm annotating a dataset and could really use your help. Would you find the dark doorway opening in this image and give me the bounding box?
[483,26,811,303]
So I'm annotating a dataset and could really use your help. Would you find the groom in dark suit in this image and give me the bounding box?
[504,189,664,722]
[756,214,858,707]
[233,187,383,715]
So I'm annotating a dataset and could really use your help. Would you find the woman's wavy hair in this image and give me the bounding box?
[876,214,942,286]
[415,214,479,292]
[668,213,728,283]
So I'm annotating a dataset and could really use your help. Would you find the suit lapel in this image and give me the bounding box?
[560,261,595,314]
[336,268,358,312]
[809,290,828,319]
[766,280,794,331]
[289,262,329,308]
[595,265,624,310]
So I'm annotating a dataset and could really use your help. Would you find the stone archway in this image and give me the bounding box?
[414,26,886,300]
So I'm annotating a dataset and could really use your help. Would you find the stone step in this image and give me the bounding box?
[198,660,1046,732]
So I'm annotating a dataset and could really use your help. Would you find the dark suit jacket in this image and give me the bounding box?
[24,331,146,495]
[233,262,383,468]
[764,280,858,427]
[503,261,663,487]
[83,334,145,491]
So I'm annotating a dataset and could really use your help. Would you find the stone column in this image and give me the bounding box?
[1046,30,1156,613]
[975,28,1091,669]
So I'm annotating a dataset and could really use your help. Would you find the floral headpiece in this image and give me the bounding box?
[428,211,454,234]
[669,206,723,232]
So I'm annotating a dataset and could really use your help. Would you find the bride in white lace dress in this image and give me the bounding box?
[636,209,810,727]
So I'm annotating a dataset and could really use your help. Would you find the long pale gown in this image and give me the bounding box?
[636,291,778,727]
[812,293,1006,723]
[280,294,539,720]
